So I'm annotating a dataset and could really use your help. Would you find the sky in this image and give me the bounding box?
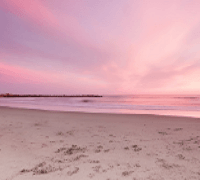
[0,0,200,95]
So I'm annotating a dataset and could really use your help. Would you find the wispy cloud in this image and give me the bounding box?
[1,0,200,94]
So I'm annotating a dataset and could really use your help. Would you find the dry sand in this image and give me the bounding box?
[0,106,200,180]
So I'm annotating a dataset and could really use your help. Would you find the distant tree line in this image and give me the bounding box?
[0,93,102,98]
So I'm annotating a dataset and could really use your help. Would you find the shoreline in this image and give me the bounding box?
[1,106,200,179]
[0,105,200,120]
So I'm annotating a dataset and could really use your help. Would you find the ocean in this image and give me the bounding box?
[0,95,200,118]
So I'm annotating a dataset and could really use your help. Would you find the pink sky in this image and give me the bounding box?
[0,0,200,94]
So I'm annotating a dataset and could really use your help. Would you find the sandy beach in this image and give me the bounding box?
[0,106,200,180]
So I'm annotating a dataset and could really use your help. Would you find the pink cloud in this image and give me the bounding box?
[0,62,109,94]
[0,62,55,84]
[0,0,101,53]
[1,0,200,94]
[0,0,58,28]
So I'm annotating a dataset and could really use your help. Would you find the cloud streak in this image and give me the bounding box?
[0,0,200,94]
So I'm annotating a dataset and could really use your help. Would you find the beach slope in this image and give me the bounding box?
[0,107,200,180]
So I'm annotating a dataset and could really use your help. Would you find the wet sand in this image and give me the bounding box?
[0,106,200,180]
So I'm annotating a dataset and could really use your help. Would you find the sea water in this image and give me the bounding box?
[0,95,200,118]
